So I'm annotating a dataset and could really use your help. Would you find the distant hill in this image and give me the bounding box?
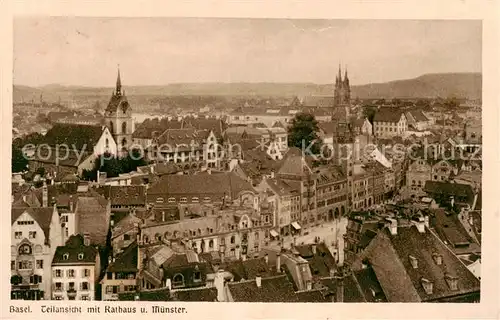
[351,73,482,100]
[13,72,481,103]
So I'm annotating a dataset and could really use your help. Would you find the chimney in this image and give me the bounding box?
[42,182,48,207]
[235,246,241,260]
[276,253,281,273]
[255,276,262,288]
[409,255,418,269]
[264,253,269,265]
[166,278,172,290]
[306,281,312,291]
[416,216,425,233]
[388,218,397,235]
[83,233,90,246]
[471,192,479,211]
[432,253,443,265]
[421,278,433,295]
[424,215,430,228]
[311,244,317,255]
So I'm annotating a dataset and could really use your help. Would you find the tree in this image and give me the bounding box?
[444,97,460,110]
[287,112,321,155]
[362,105,377,124]
[12,147,28,173]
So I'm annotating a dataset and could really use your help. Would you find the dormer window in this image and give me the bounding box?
[63,253,69,260]
[78,253,84,260]
[445,273,459,291]
[432,253,443,265]
[409,255,418,269]
[421,278,433,295]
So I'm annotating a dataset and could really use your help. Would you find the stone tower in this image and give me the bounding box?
[104,68,134,152]
[334,65,351,107]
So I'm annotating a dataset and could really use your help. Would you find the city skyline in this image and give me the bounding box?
[14,17,481,87]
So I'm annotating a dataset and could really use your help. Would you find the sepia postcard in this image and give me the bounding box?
[1,1,499,320]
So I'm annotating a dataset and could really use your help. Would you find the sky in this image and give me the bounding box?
[13,17,482,87]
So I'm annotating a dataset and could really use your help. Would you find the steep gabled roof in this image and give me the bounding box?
[172,287,218,301]
[43,123,105,152]
[148,172,255,200]
[407,110,429,122]
[227,274,297,302]
[11,206,55,241]
[277,148,312,177]
[353,225,480,302]
[52,234,98,265]
[373,108,405,123]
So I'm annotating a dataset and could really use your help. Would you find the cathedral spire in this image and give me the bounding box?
[116,65,122,96]
[338,64,342,83]
[344,67,349,86]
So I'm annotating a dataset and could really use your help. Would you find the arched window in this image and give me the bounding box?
[230,236,235,244]
[172,273,184,288]
[209,240,214,248]
[122,122,127,134]
[121,138,127,148]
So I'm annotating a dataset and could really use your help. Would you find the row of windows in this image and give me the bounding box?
[13,259,44,270]
[105,285,137,294]
[375,127,404,132]
[54,281,90,291]
[17,220,34,225]
[14,231,37,239]
[156,196,212,204]
[53,269,91,278]
[54,295,90,300]
[106,272,136,280]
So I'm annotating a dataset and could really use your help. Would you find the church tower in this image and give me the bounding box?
[104,68,134,153]
[343,69,351,105]
[334,65,351,107]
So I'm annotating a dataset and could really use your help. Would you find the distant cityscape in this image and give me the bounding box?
[10,63,482,303]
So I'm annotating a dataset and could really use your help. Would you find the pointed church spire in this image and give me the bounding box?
[338,64,342,82]
[344,67,349,86]
[116,65,122,96]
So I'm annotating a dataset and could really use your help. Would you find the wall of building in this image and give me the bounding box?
[11,212,53,300]
[51,264,99,300]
